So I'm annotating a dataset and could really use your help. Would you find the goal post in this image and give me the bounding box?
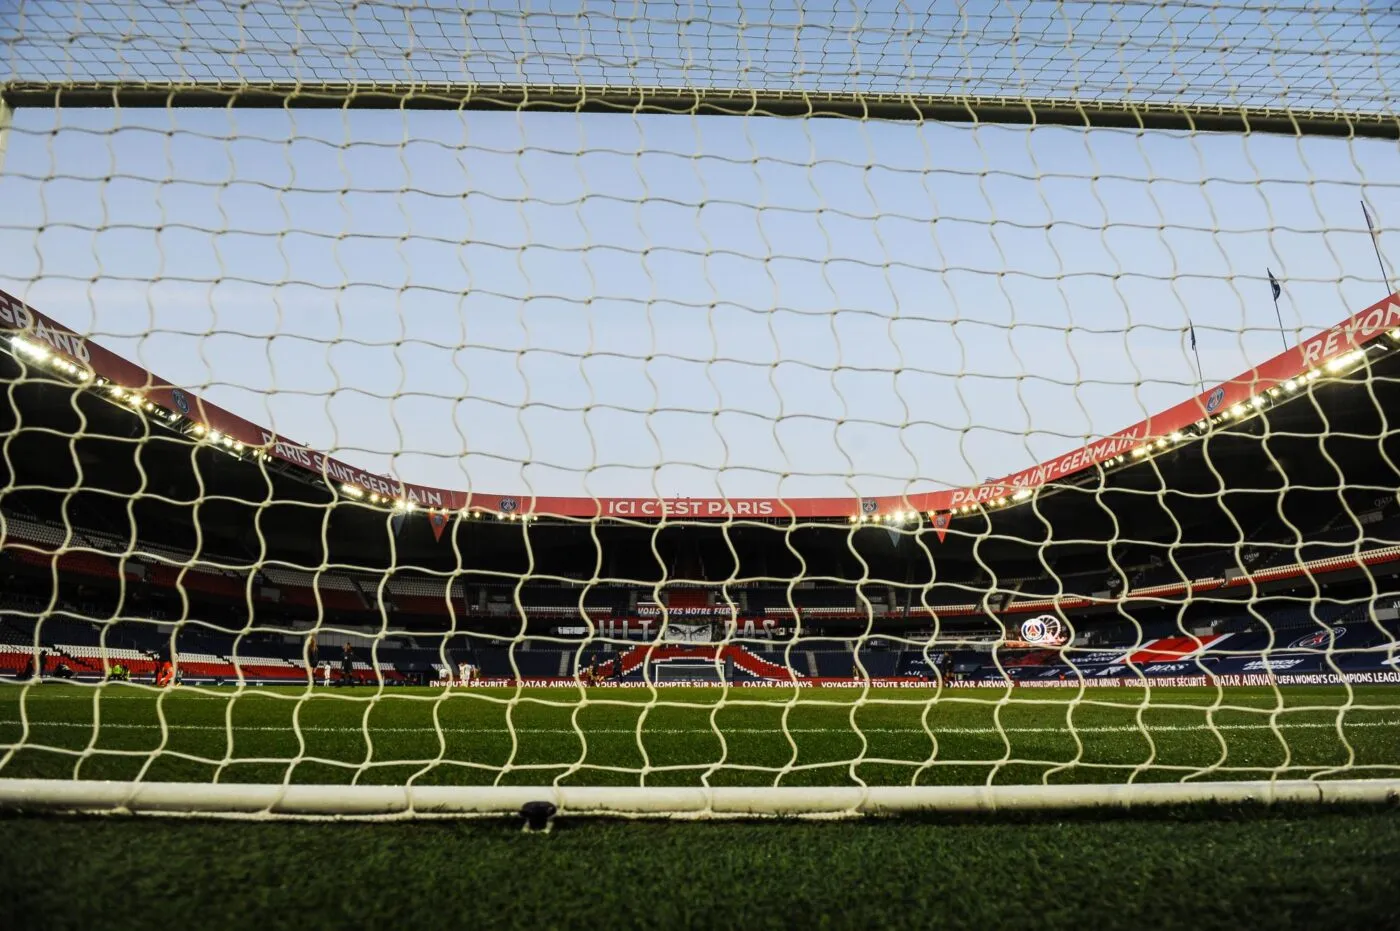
[3,0,1400,821]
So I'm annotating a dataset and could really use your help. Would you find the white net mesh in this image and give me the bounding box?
[1,0,1400,816]
[4,0,1397,108]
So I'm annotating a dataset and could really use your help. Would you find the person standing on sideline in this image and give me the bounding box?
[306,633,319,684]
[340,641,355,687]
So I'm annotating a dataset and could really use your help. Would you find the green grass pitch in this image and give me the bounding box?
[2,684,1399,930]
[3,683,1399,787]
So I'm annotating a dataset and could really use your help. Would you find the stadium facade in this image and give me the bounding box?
[3,288,1400,690]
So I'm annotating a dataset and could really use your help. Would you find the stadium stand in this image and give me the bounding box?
[4,288,1400,694]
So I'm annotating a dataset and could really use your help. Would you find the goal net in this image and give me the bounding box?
[2,0,1400,819]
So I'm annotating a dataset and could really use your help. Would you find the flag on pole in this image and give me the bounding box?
[1189,325,1197,350]
[1363,199,1377,234]
[1268,268,1281,302]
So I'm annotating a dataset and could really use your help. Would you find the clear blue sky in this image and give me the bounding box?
[1,1,1397,501]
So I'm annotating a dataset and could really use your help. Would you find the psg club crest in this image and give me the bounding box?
[171,388,190,415]
[1291,628,1342,649]
[498,497,518,513]
[861,499,878,514]
[932,511,950,544]
[1205,386,1226,413]
[1020,614,1065,646]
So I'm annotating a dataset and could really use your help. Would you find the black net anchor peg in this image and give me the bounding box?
[519,800,558,834]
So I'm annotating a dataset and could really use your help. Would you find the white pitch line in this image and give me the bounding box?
[0,720,1396,737]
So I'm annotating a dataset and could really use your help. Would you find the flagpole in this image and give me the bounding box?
[1267,268,1288,351]
[1189,324,1204,394]
[1362,200,1392,294]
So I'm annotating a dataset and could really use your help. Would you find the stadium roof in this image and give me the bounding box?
[5,286,1400,527]
[2,288,1399,530]
[5,298,1400,614]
